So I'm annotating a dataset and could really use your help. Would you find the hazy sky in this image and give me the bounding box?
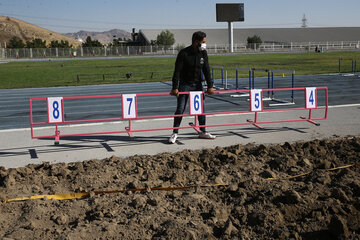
[1,0,359,33]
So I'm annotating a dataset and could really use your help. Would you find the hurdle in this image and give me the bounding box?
[269,69,296,106]
[235,67,252,90]
[338,58,360,75]
[211,66,225,89]
[249,68,271,93]
[232,67,269,98]
[228,67,252,98]
[76,70,173,84]
[233,68,295,106]
[30,87,328,145]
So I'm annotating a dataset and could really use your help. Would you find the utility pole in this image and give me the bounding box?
[302,14,308,28]
[228,22,234,53]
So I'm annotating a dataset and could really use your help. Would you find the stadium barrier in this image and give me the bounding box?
[30,87,328,145]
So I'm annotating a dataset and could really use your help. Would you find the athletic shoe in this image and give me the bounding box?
[198,131,216,139]
[168,133,178,144]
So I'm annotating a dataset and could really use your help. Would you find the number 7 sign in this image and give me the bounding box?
[122,94,137,119]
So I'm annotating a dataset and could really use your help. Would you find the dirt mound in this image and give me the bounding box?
[0,16,81,47]
[0,137,359,239]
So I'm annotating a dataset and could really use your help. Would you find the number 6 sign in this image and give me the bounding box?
[250,89,263,112]
[122,94,137,119]
[47,97,63,123]
[189,91,203,115]
[305,87,317,109]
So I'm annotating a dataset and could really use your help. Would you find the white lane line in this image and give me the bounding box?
[0,89,170,101]
[1,103,359,133]
[328,103,360,108]
[0,84,170,97]
[0,84,169,95]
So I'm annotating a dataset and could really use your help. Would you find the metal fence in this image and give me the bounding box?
[1,41,360,59]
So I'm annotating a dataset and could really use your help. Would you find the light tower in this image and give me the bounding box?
[301,14,308,28]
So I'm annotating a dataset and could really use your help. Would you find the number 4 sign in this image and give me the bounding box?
[47,97,64,123]
[122,94,137,119]
[250,89,263,112]
[189,91,203,115]
[305,87,317,109]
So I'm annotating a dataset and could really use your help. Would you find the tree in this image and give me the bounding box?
[26,38,47,48]
[175,44,185,51]
[247,35,262,49]
[61,40,72,48]
[82,36,103,47]
[50,40,73,48]
[7,37,25,48]
[156,30,175,46]
[108,38,124,47]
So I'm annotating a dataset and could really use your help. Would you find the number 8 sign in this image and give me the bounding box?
[122,94,137,119]
[305,87,317,109]
[250,89,263,112]
[189,91,203,115]
[47,97,63,123]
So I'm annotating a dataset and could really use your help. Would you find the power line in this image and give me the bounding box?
[0,12,212,28]
[3,12,353,31]
[302,14,308,28]
[1,12,305,29]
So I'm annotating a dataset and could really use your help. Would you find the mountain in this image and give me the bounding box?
[0,16,82,47]
[64,29,132,44]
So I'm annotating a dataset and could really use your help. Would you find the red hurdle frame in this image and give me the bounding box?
[29,87,328,145]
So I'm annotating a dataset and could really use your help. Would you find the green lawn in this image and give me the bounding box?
[0,51,359,89]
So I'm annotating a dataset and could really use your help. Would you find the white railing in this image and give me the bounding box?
[1,41,360,59]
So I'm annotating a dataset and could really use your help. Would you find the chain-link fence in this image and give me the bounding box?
[1,41,360,59]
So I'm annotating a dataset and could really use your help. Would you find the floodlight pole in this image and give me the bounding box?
[228,21,234,53]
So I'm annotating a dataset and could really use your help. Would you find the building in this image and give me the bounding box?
[139,27,360,46]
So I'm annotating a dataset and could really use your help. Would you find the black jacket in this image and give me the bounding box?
[172,45,213,90]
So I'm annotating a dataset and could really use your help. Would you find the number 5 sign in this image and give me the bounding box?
[250,89,263,112]
[47,97,63,123]
[122,94,137,119]
[305,87,317,109]
[189,91,203,115]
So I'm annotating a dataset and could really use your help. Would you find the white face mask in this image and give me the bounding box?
[199,43,206,51]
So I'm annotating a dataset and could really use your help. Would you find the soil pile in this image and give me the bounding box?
[0,137,359,239]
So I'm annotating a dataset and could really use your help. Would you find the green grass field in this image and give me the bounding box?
[0,51,359,89]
